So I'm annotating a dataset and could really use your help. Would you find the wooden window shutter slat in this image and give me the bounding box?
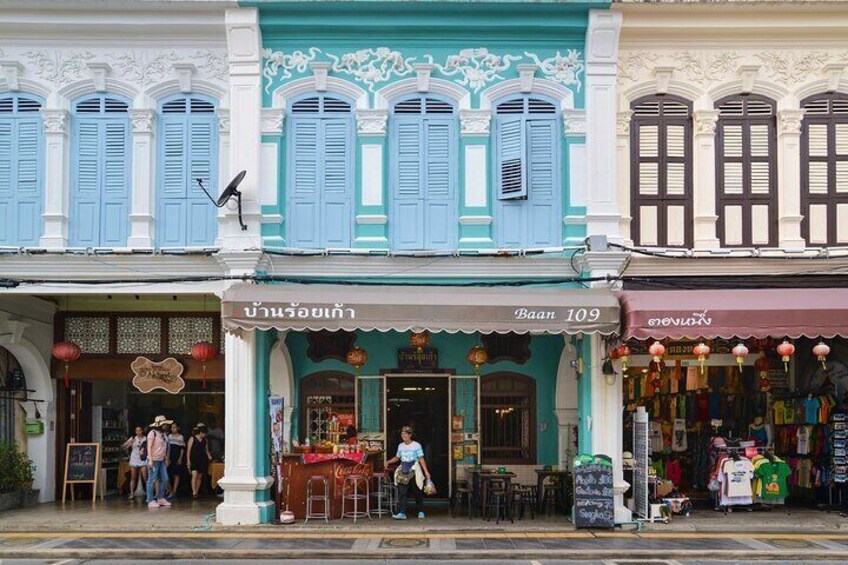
[809,124,828,157]
[666,125,685,158]
[639,125,658,158]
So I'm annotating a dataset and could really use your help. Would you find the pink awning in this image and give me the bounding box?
[620,288,848,340]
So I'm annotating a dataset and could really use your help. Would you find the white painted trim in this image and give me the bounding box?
[373,77,471,110]
[463,144,488,208]
[0,78,52,100]
[569,143,587,207]
[795,80,848,102]
[271,76,368,110]
[563,215,587,226]
[261,214,283,224]
[259,142,278,207]
[479,78,574,111]
[354,236,389,243]
[361,144,384,206]
[458,215,492,226]
[144,79,228,107]
[620,79,704,107]
[355,214,388,225]
[707,79,790,106]
[57,77,139,105]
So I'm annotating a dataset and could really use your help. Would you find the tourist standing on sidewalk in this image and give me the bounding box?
[167,422,187,499]
[122,426,148,500]
[187,424,212,499]
[146,415,173,508]
[385,426,432,520]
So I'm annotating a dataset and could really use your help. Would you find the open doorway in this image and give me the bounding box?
[386,376,449,497]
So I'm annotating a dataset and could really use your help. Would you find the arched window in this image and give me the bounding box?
[70,94,131,247]
[481,372,536,464]
[0,94,43,246]
[287,94,354,248]
[299,371,355,443]
[801,93,848,246]
[493,96,560,248]
[715,94,778,247]
[156,95,218,247]
[630,95,693,248]
[390,95,457,249]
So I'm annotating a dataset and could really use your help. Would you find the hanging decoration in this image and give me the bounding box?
[759,376,771,392]
[776,339,795,372]
[190,341,218,390]
[754,352,771,374]
[812,341,831,370]
[616,344,631,372]
[410,331,430,353]
[466,345,488,376]
[648,341,665,363]
[692,342,711,374]
[51,341,81,389]
[346,346,368,375]
[732,343,749,372]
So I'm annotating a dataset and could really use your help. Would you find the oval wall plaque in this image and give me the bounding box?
[131,356,186,394]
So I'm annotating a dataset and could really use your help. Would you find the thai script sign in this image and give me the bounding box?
[573,454,615,529]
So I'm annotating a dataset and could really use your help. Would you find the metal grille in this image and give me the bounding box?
[481,374,535,464]
[116,317,162,354]
[65,317,110,354]
[168,317,214,355]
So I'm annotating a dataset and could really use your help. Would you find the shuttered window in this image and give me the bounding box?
[390,95,457,250]
[630,95,693,248]
[156,95,218,248]
[287,94,354,248]
[801,93,848,246]
[493,96,560,248]
[715,94,777,247]
[0,94,43,246]
[70,94,131,247]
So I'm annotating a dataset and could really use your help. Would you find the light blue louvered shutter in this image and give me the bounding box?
[322,119,352,247]
[187,118,216,246]
[497,116,526,201]
[289,119,320,247]
[71,121,102,246]
[15,119,42,245]
[392,120,423,249]
[0,121,11,244]
[101,119,129,246]
[423,119,454,248]
[159,119,188,246]
[527,119,557,247]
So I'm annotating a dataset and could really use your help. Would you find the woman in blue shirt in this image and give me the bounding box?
[385,426,432,520]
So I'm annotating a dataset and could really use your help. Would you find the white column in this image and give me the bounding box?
[222,7,263,250]
[693,110,720,249]
[585,10,623,243]
[777,109,806,249]
[127,109,155,248]
[39,110,69,248]
[216,330,274,525]
[555,337,579,467]
[616,111,633,245]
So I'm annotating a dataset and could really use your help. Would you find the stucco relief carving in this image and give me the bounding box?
[128,109,155,133]
[261,48,320,93]
[41,109,68,134]
[261,108,285,136]
[525,50,584,92]
[328,48,415,92]
[562,109,587,136]
[216,109,230,134]
[459,109,491,136]
[436,48,520,93]
[693,110,720,136]
[778,109,805,135]
[356,110,388,136]
[616,111,633,137]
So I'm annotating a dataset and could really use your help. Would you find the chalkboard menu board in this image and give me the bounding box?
[573,454,615,529]
[62,442,101,503]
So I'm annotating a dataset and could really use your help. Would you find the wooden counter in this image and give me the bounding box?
[277,451,383,520]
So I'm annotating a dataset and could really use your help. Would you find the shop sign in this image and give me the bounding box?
[131,356,186,394]
[397,347,439,372]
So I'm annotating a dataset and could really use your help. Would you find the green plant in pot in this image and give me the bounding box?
[0,441,35,494]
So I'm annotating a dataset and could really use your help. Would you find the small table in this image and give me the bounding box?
[535,469,570,514]
[472,470,516,516]
[209,462,225,490]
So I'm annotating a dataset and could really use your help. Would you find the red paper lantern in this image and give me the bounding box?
[52,341,81,389]
[346,346,368,374]
[776,340,795,372]
[693,342,711,374]
[608,346,621,360]
[466,345,488,375]
[191,341,218,389]
[648,341,665,363]
[813,341,831,370]
[410,331,430,353]
[732,343,749,372]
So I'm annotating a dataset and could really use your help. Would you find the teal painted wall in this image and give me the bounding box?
[255,329,275,523]
[286,329,565,466]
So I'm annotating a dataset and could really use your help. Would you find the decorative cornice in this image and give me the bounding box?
[216,109,230,134]
[355,214,388,225]
[616,110,633,137]
[41,109,68,134]
[0,61,24,91]
[459,109,491,137]
[562,109,587,137]
[778,109,805,135]
[261,108,285,136]
[693,109,720,136]
[128,109,155,134]
[458,215,493,226]
[356,109,388,137]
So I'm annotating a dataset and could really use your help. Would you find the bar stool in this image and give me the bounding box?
[511,484,536,520]
[452,481,476,519]
[305,475,330,524]
[542,481,563,515]
[341,474,371,522]
[370,473,391,517]
[484,479,513,524]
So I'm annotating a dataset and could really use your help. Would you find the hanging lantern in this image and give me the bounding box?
[693,342,711,374]
[812,341,831,370]
[466,345,488,375]
[616,344,631,371]
[190,341,218,390]
[410,331,430,353]
[754,352,771,374]
[732,343,749,372]
[776,339,795,372]
[648,341,665,364]
[52,341,81,389]
[608,346,621,361]
[759,377,771,391]
[346,346,368,374]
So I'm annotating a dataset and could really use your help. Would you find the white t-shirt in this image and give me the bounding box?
[797,425,810,455]
[650,421,664,453]
[722,458,754,498]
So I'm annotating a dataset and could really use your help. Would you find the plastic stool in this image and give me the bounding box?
[305,475,330,524]
[341,474,371,522]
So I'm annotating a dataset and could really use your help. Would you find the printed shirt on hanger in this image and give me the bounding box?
[722,458,754,498]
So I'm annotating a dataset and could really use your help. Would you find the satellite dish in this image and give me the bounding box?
[216,170,246,207]
[195,170,249,231]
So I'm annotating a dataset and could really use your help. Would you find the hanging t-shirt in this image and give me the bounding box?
[670,364,681,394]
[803,397,821,425]
[650,421,664,453]
[697,367,710,390]
[796,425,810,455]
[773,400,785,426]
[783,400,795,425]
[749,424,768,446]
[672,418,688,452]
[721,457,754,501]
[685,366,699,391]
[677,395,687,420]
[666,459,683,486]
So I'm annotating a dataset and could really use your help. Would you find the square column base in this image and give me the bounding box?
[216,474,275,525]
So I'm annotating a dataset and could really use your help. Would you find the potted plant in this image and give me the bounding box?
[0,441,36,512]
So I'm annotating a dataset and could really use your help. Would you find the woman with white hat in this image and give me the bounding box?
[146,415,173,508]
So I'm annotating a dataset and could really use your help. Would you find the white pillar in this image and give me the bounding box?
[222,7,263,250]
[616,110,633,245]
[585,10,623,243]
[777,109,805,249]
[127,109,155,248]
[693,110,720,249]
[555,337,579,467]
[216,330,275,525]
[39,110,69,248]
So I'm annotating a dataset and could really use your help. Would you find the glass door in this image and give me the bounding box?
[356,376,386,454]
[449,375,480,492]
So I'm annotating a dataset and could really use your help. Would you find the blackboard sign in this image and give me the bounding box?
[62,442,101,503]
[573,454,615,529]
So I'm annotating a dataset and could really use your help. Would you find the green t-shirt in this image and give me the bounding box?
[755,460,791,501]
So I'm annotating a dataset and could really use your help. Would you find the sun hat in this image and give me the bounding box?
[151,415,173,427]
